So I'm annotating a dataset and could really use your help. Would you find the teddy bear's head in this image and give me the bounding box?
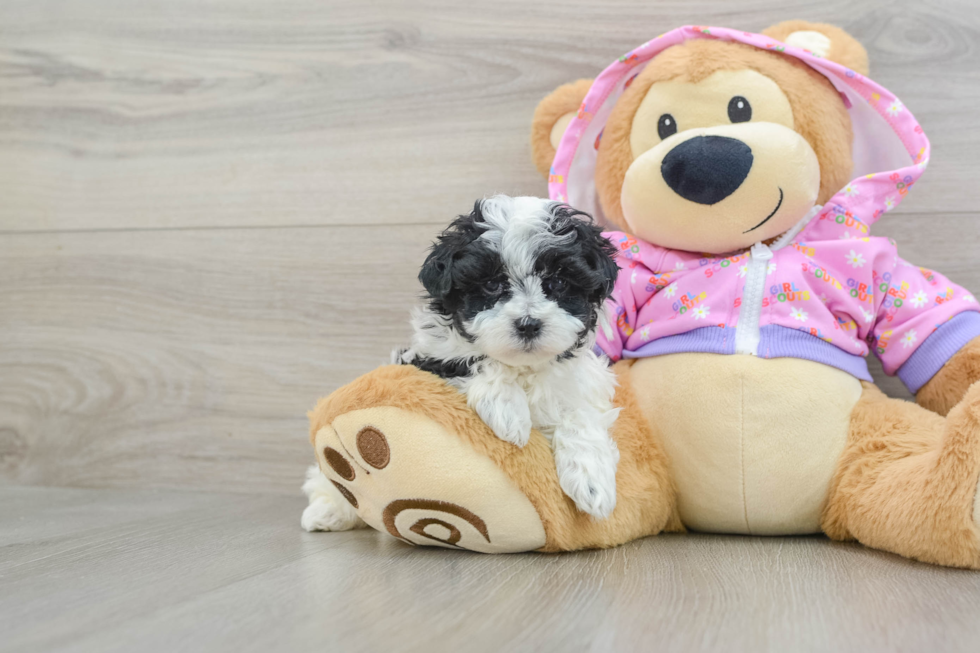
[531,21,870,254]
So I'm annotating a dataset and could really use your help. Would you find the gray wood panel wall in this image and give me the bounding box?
[2,0,978,496]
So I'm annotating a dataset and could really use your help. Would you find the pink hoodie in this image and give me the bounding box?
[550,26,980,392]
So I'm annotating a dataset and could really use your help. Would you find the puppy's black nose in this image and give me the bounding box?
[514,317,543,340]
[661,135,753,205]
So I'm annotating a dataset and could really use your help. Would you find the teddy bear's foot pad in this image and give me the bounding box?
[313,406,547,553]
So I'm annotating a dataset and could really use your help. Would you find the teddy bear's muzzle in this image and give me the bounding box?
[620,122,821,253]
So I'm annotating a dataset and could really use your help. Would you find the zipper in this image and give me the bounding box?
[734,242,772,356]
[733,204,824,357]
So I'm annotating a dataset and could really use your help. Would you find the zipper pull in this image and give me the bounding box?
[750,241,773,261]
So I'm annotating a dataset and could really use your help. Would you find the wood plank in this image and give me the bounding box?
[3,485,980,653]
[0,223,433,493]
[1,213,976,494]
[1,0,979,232]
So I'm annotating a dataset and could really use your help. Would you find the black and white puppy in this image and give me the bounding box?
[397,195,622,519]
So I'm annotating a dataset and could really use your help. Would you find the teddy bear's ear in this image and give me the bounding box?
[762,20,869,77]
[530,79,593,178]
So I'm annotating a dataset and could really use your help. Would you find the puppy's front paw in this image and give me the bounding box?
[554,435,619,520]
[301,496,365,532]
[391,347,415,365]
[474,392,532,447]
[301,465,366,532]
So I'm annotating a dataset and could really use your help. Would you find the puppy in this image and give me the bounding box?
[396,195,622,518]
[301,196,622,531]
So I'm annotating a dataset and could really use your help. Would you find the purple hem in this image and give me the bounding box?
[758,325,872,381]
[624,326,736,358]
[897,311,980,393]
[623,325,872,381]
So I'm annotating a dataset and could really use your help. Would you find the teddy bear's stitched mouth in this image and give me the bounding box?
[742,187,784,234]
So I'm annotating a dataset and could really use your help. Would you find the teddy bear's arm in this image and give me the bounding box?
[915,335,980,416]
[595,236,673,361]
[861,244,980,403]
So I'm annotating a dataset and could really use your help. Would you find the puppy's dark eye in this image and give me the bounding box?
[657,114,677,140]
[482,278,504,295]
[543,277,567,295]
[728,96,752,123]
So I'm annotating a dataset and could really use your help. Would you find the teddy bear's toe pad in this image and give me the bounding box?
[314,407,547,553]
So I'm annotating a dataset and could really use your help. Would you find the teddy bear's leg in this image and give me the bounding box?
[823,381,980,568]
[307,363,681,553]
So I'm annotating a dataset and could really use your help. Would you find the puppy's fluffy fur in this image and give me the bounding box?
[302,196,622,530]
[400,196,622,518]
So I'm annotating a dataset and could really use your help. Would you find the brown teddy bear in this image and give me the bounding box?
[307,21,980,568]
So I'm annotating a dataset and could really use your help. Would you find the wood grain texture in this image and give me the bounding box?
[3,3,980,648]
[0,224,433,493]
[3,486,980,653]
[0,3,978,496]
[1,0,979,232]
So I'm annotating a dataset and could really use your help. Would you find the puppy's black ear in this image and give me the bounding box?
[418,201,485,301]
[589,229,620,300]
[419,249,453,300]
[550,204,620,302]
[580,226,619,302]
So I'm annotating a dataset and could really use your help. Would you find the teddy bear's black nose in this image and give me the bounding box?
[661,135,754,205]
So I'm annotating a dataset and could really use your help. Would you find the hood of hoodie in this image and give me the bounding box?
[549,25,930,234]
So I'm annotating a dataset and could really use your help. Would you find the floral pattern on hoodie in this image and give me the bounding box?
[553,26,980,392]
[597,209,979,391]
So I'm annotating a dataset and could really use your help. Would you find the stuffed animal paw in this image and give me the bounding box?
[306,363,680,552]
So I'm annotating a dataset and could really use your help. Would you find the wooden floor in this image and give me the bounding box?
[4,485,980,653]
[2,0,979,650]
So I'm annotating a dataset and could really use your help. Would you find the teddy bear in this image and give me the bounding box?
[306,21,980,568]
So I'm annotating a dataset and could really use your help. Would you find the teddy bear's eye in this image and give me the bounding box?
[728,96,752,123]
[657,114,678,140]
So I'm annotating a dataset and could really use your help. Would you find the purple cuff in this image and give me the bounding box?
[897,311,980,393]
